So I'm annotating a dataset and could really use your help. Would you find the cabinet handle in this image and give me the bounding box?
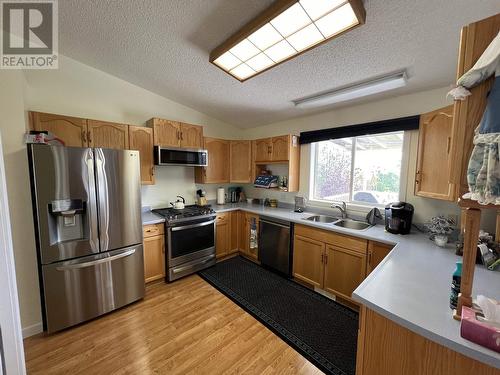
[321,253,324,263]
[415,170,421,184]
[324,253,328,264]
[446,137,451,154]
[151,166,155,176]
[87,130,92,144]
[82,130,87,143]
[368,250,372,266]
[176,130,180,140]
[180,132,184,141]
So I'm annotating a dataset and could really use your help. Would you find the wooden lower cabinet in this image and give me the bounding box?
[367,241,393,274]
[323,245,366,300]
[143,224,165,283]
[239,212,259,260]
[293,235,325,288]
[216,212,230,259]
[357,306,498,375]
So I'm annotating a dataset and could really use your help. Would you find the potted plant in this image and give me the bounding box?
[425,216,456,247]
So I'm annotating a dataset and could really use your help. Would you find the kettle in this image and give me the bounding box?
[170,196,185,209]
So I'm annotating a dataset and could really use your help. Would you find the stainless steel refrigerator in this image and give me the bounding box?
[28,144,145,333]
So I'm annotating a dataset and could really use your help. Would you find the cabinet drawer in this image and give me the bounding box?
[143,223,164,238]
[216,212,229,224]
[295,224,367,254]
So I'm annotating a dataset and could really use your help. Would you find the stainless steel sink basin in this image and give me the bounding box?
[333,219,371,230]
[303,215,339,223]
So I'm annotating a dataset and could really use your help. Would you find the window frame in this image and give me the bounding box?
[307,131,410,213]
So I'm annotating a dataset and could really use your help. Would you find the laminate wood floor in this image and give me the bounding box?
[24,275,323,374]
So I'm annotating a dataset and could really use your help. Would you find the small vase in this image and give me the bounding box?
[434,234,448,247]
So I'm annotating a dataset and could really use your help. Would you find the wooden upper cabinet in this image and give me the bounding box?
[230,140,252,183]
[29,111,88,147]
[195,137,230,184]
[87,120,129,150]
[254,138,273,162]
[180,123,203,148]
[148,118,181,147]
[129,126,155,185]
[415,106,456,201]
[271,135,290,161]
[293,234,325,288]
[449,13,500,195]
[323,245,366,301]
[367,241,393,275]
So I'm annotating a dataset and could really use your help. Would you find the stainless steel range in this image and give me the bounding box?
[152,205,216,281]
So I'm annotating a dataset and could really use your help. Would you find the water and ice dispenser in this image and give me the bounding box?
[47,199,87,245]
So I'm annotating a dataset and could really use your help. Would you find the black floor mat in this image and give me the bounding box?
[198,256,358,375]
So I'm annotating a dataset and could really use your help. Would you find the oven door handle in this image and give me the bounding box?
[172,254,215,274]
[170,219,216,232]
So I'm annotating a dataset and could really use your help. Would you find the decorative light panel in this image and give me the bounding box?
[210,0,366,81]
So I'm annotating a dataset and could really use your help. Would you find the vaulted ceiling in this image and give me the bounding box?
[59,0,500,128]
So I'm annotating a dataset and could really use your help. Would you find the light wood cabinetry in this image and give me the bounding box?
[215,212,230,259]
[367,241,393,275]
[230,140,252,183]
[254,138,273,162]
[293,224,368,302]
[356,306,498,375]
[143,224,165,283]
[129,126,155,185]
[271,135,290,161]
[179,123,203,148]
[323,245,366,300]
[449,13,500,196]
[147,118,203,149]
[239,212,259,260]
[230,211,239,253]
[195,137,230,184]
[293,235,325,288]
[415,106,457,201]
[29,111,88,147]
[87,120,129,149]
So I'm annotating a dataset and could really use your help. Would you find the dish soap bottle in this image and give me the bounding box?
[450,262,462,310]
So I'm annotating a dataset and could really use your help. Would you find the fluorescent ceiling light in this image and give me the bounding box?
[210,0,366,81]
[293,71,409,108]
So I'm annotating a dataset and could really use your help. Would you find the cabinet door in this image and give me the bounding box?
[415,106,456,201]
[129,126,154,185]
[88,120,129,149]
[324,245,366,301]
[238,211,248,253]
[230,140,252,183]
[254,138,273,162]
[367,241,393,275]
[143,235,165,283]
[151,119,181,147]
[30,112,88,147]
[196,137,230,183]
[293,235,325,288]
[271,135,289,161]
[216,213,230,259]
[180,123,203,148]
[246,213,259,260]
[230,210,239,254]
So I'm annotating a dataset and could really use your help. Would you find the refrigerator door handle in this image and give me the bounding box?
[85,149,99,252]
[55,248,136,271]
[95,149,110,251]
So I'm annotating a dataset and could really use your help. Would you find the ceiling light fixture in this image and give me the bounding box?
[210,0,366,82]
[292,70,409,108]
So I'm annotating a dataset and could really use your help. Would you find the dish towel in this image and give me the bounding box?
[448,32,500,205]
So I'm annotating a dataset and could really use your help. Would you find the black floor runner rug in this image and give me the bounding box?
[198,256,358,375]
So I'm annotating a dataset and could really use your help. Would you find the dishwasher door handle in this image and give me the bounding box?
[260,219,290,229]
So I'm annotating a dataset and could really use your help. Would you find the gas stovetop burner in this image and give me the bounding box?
[152,205,216,223]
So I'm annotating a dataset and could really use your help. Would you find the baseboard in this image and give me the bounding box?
[22,322,43,338]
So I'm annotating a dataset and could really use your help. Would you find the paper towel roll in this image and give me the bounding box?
[217,187,225,205]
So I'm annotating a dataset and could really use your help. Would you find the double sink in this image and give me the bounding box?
[303,214,371,230]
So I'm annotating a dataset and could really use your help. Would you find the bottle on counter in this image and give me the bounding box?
[450,261,462,310]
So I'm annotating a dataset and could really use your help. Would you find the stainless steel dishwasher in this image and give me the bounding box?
[258,216,293,277]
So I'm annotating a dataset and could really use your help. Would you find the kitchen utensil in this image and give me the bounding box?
[171,195,185,209]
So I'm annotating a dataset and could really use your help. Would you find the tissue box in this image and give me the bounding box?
[460,307,500,353]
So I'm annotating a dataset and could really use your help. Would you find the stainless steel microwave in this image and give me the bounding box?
[154,146,208,167]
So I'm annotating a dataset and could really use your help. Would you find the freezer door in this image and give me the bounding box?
[28,144,100,264]
[94,148,142,252]
[41,245,145,333]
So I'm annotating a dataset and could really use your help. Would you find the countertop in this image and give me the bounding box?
[142,202,500,369]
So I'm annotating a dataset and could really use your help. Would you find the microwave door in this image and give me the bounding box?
[28,145,100,264]
[94,148,142,252]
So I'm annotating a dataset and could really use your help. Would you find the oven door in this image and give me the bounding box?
[167,219,215,267]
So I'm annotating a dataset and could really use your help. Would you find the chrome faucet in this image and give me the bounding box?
[331,201,347,219]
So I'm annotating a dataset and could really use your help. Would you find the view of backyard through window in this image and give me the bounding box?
[311,131,404,205]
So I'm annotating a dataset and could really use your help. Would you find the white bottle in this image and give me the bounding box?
[217,187,225,205]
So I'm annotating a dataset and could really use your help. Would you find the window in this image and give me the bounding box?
[310,131,405,206]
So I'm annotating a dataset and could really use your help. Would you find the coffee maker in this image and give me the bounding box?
[385,202,414,235]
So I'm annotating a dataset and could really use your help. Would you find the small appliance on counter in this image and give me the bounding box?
[294,196,307,213]
[196,189,207,206]
[254,174,279,189]
[385,201,414,234]
[227,187,243,203]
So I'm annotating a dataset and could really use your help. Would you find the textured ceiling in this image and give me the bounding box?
[58,0,500,128]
